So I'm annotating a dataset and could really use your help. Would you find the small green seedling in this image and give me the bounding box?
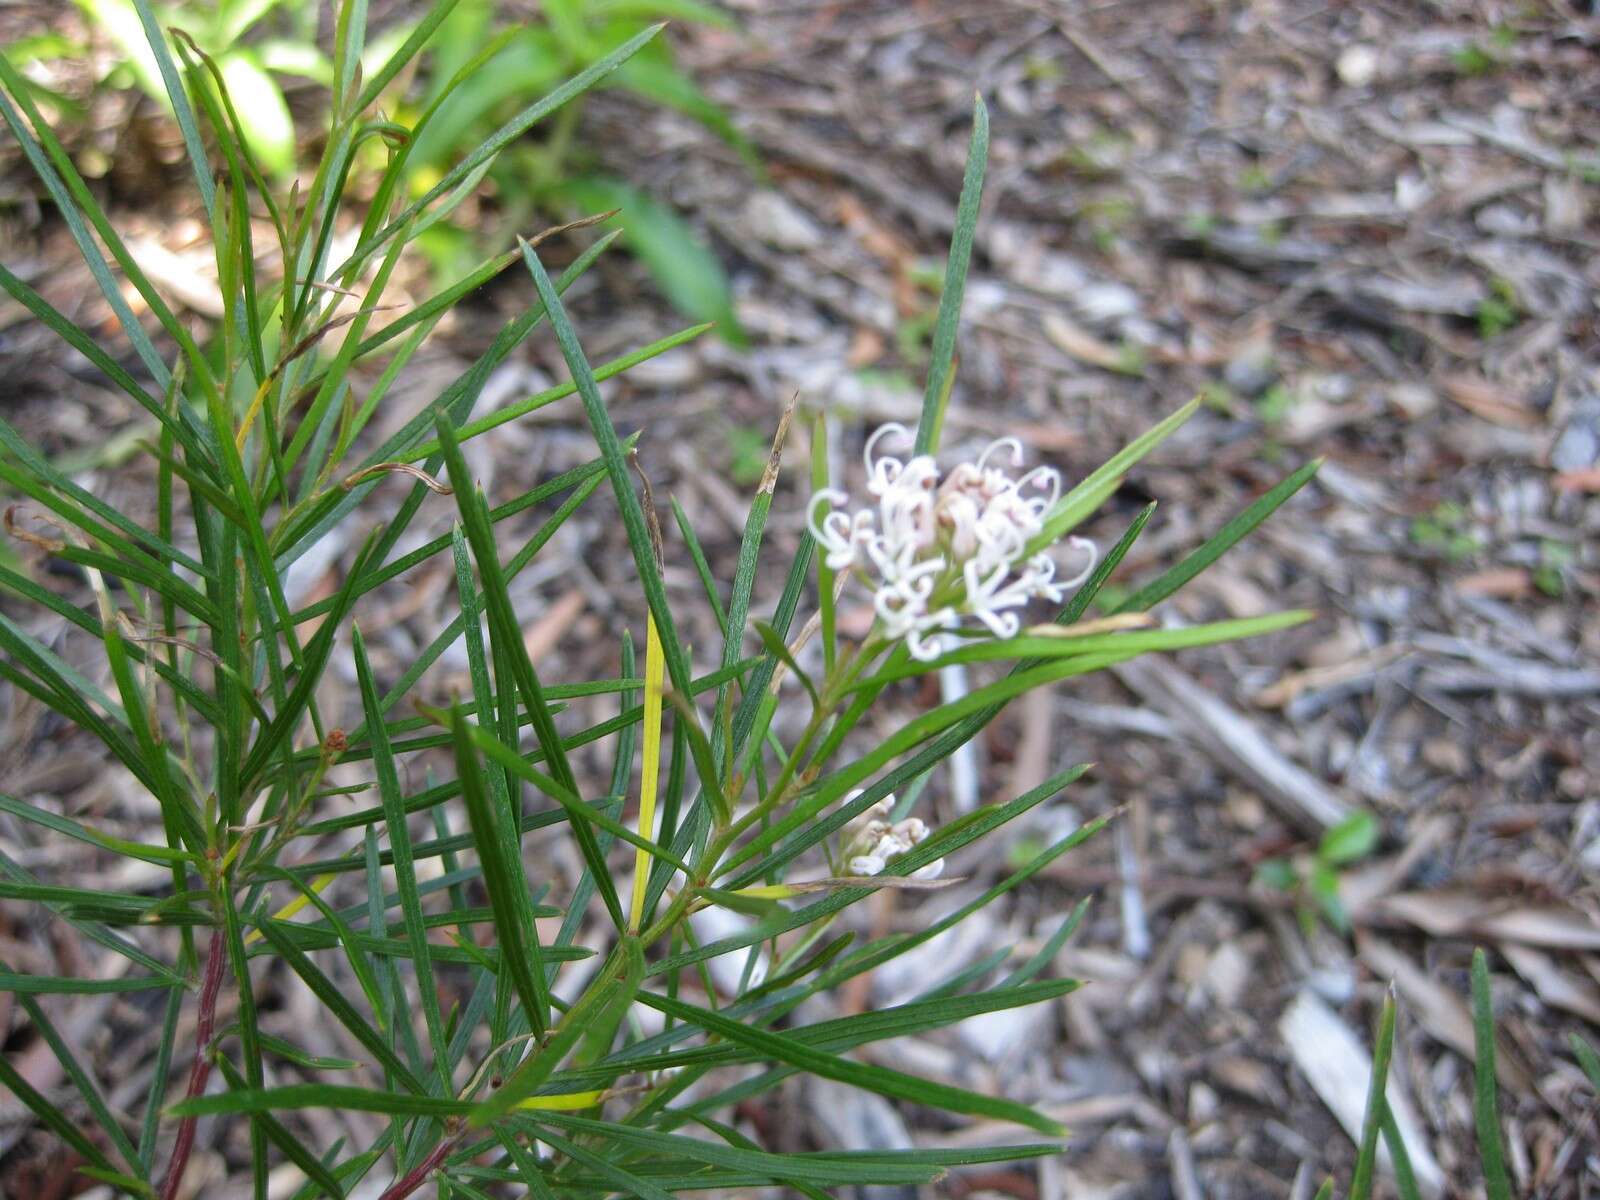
[1256,809,1380,934]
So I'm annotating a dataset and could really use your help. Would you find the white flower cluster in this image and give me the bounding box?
[841,791,943,880]
[809,424,1096,660]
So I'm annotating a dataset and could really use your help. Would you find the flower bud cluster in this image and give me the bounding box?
[809,424,1095,660]
[841,792,944,880]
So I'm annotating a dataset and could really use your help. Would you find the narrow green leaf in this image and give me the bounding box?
[1320,810,1379,866]
[530,1127,677,1200]
[354,0,462,111]
[851,611,1313,689]
[711,404,792,770]
[640,991,1062,1134]
[240,533,377,788]
[434,423,598,922]
[533,1112,944,1186]
[810,413,837,672]
[915,94,987,456]
[519,242,725,814]
[1113,458,1321,614]
[331,0,368,117]
[669,494,729,637]
[128,0,215,211]
[1379,1101,1424,1200]
[254,920,427,1095]
[1572,1034,1600,1092]
[340,25,663,274]
[1062,506,1153,627]
[353,625,450,1083]
[1471,949,1513,1200]
[1350,990,1396,1200]
[474,938,644,1125]
[751,619,818,708]
[169,1085,471,1119]
[0,58,174,386]
[1001,898,1090,988]
[555,179,742,340]
[215,1054,347,1198]
[3,969,140,1170]
[466,723,690,875]
[0,1051,117,1173]
[139,986,183,1172]
[450,705,550,1036]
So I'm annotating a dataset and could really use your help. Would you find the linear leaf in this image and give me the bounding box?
[1113,458,1321,614]
[639,991,1062,1134]
[1034,399,1201,552]
[1471,949,1513,1200]
[450,705,550,1036]
[1351,990,1396,1200]
[339,26,662,274]
[353,625,449,1082]
[915,93,988,456]
[169,1085,471,1119]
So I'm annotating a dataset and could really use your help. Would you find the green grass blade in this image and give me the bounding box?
[1471,949,1513,1200]
[915,93,987,456]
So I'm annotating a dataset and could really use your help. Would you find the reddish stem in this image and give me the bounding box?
[158,926,227,1200]
[378,1133,462,1200]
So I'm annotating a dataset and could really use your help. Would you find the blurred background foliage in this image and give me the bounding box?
[5,0,751,340]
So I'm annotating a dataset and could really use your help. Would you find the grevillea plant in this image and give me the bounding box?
[3,4,1532,1198]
